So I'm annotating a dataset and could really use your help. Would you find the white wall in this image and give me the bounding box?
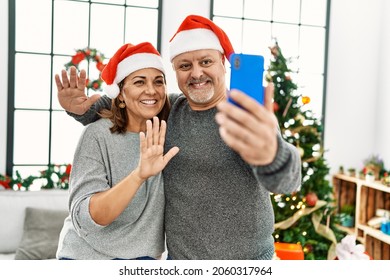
[1,0,390,176]
[375,0,390,167]
[323,0,389,174]
[0,0,8,174]
[161,0,210,94]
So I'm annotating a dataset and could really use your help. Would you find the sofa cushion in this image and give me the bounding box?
[0,190,69,254]
[14,207,69,260]
[0,253,15,260]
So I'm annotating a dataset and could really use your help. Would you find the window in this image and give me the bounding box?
[211,0,330,121]
[7,0,162,181]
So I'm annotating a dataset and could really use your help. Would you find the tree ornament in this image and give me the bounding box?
[273,102,279,112]
[65,47,106,91]
[303,244,313,253]
[282,98,292,117]
[269,45,279,57]
[266,72,273,82]
[297,146,305,157]
[305,192,318,207]
[302,96,311,105]
[295,113,306,124]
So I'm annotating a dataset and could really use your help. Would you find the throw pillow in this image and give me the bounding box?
[14,207,68,260]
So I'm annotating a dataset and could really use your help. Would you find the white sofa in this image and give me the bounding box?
[0,189,69,260]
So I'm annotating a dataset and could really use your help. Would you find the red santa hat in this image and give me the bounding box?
[101,42,165,98]
[169,15,235,62]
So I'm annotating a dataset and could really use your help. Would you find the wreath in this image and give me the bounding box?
[65,47,106,91]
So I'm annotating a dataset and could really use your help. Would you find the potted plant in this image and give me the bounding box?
[347,168,356,177]
[381,172,390,186]
[365,171,375,182]
[340,204,355,227]
[363,154,384,180]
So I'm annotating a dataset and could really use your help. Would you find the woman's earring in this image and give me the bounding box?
[119,101,126,109]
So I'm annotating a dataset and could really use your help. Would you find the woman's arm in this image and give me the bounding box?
[88,117,179,226]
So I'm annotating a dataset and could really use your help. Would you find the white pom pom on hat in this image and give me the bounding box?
[169,14,235,62]
[101,42,165,99]
[103,83,120,99]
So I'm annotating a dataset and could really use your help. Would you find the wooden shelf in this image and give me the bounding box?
[358,224,390,244]
[332,174,390,259]
[335,224,364,243]
[333,173,390,193]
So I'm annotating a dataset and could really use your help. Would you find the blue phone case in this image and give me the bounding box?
[229,53,264,106]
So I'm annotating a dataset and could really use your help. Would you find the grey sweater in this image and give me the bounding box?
[56,118,165,260]
[71,93,301,260]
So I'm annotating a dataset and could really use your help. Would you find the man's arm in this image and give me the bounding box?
[55,66,111,125]
[251,134,302,194]
[215,83,301,193]
[66,96,111,126]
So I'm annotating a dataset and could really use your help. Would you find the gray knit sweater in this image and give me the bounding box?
[70,93,301,260]
[56,118,165,260]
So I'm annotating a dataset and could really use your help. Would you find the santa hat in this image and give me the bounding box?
[101,42,165,98]
[169,15,234,61]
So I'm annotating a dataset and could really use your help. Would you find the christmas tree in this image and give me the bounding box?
[267,42,346,260]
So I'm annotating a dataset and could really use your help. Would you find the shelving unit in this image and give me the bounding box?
[332,173,390,259]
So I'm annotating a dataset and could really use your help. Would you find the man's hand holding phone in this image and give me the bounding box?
[216,78,277,166]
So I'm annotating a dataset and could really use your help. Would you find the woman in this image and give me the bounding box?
[54,42,179,260]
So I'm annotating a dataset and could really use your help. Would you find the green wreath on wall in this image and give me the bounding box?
[64,47,106,91]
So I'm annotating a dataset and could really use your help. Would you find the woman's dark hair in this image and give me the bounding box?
[99,76,171,134]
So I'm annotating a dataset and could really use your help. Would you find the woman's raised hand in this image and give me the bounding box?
[55,66,101,115]
[137,117,179,179]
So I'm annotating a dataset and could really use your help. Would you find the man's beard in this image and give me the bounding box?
[186,77,214,103]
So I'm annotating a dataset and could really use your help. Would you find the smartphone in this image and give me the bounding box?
[228,53,264,106]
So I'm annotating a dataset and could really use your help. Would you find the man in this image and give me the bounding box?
[56,15,301,260]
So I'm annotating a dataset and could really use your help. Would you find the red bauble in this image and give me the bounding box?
[305,192,318,207]
[273,102,279,112]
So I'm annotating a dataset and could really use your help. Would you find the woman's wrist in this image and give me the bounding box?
[131,167,146,185]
